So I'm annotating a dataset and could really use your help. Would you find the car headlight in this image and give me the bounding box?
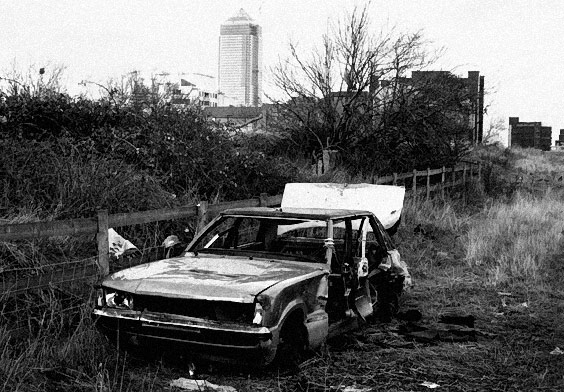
[252,302,264,325]
[100,288,134,310]
[253,294,271,325]
[96,288,105,307]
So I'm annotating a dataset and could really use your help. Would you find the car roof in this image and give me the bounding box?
[220,207,374,220]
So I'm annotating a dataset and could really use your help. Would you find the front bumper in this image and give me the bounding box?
[93,308,277,365]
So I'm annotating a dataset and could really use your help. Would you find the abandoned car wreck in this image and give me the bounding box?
[93,183,410,366]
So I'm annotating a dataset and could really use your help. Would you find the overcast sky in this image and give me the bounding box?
[1,0,563,145]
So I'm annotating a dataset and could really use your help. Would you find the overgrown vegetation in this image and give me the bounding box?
[2,145,564,391]
[0,83,296,220]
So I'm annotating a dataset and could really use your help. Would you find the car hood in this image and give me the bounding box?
[102,253,325,303]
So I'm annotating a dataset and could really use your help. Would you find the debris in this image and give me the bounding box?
[108,228,138,258]
[439,314,475,328]
[420,381,440,388]
[399,322,477,343]
[550,347,564,355]
[342,387,372,392]
[163,235,181,248]
[170,378,236,391]
[497,292,513,296]
[162,235,185,258]
[396,309,423,322]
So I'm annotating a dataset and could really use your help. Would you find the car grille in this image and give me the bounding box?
[133,295,255,324]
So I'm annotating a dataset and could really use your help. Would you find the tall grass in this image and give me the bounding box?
[465,191,564,285]
[510,147,564,174]
[0,305,112,391]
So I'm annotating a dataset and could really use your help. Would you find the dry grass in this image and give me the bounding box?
[465,191,564,285]
[511,147,564,175]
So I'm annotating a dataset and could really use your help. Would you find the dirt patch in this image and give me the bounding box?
[94,277,563,392]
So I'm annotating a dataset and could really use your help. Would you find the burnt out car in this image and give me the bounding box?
[93,184,409,366]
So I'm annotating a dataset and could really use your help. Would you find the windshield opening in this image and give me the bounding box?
[188,216,329,263]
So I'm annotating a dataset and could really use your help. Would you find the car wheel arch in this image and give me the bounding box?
[276,301,308,346]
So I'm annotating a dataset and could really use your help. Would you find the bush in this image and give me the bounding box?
[0,138,175,219]
[0,91,297,219]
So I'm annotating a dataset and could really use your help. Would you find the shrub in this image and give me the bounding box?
[0,138,175,219]
[0,90,297,218]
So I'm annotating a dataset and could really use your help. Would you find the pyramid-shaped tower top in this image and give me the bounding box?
[225,8,255,24]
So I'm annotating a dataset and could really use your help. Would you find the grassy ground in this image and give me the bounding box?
[3,146,564,391]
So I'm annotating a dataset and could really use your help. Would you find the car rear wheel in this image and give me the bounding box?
[369,272,404,322]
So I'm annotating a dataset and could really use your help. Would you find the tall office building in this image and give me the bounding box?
[218,9,262,106]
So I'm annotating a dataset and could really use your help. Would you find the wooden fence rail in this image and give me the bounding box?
[0,164,478,282]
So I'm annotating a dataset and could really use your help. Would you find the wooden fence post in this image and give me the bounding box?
[197,201,209,234]
[451,166,456,188]
[478,163,482,181]
[463,164,467,186]
[412,169,417,194]
[97,210,109,276]
[374,174,379,185]
[259,193,269,207]
[426,168,431,200]
[441,166,446,199]
[393,173,398,186]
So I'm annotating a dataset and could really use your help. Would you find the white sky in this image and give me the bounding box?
[1,0,563,145]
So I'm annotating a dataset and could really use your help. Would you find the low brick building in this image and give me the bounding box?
[509,117,552,151]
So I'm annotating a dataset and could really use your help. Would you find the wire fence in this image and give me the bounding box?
[0,163,481,331]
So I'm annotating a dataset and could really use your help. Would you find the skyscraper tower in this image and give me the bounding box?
[218,9,262,106]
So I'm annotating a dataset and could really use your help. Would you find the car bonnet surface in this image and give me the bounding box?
[102,254,325,303]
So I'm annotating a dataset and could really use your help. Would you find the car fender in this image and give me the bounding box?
[274,296,329,351]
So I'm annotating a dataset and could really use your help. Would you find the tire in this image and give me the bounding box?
[275,315,306,373]
[369,272,404,322]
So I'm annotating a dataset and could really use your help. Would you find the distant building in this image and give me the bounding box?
[218,9,262,107]
[555,129,564,149]
[509,117,552,151]
[130,72,224,108]
[204,104,279,133]
[168,73,221,107]
[374,70,485,145]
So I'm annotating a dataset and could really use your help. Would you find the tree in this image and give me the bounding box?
[0,62,66,97]
[370,71,477,173]
[482,116,506,145]
[270,5,477,175]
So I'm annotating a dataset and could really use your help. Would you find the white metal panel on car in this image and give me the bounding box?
[281,183,405,229]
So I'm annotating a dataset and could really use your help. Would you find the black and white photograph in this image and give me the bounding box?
[1,1,563,391]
